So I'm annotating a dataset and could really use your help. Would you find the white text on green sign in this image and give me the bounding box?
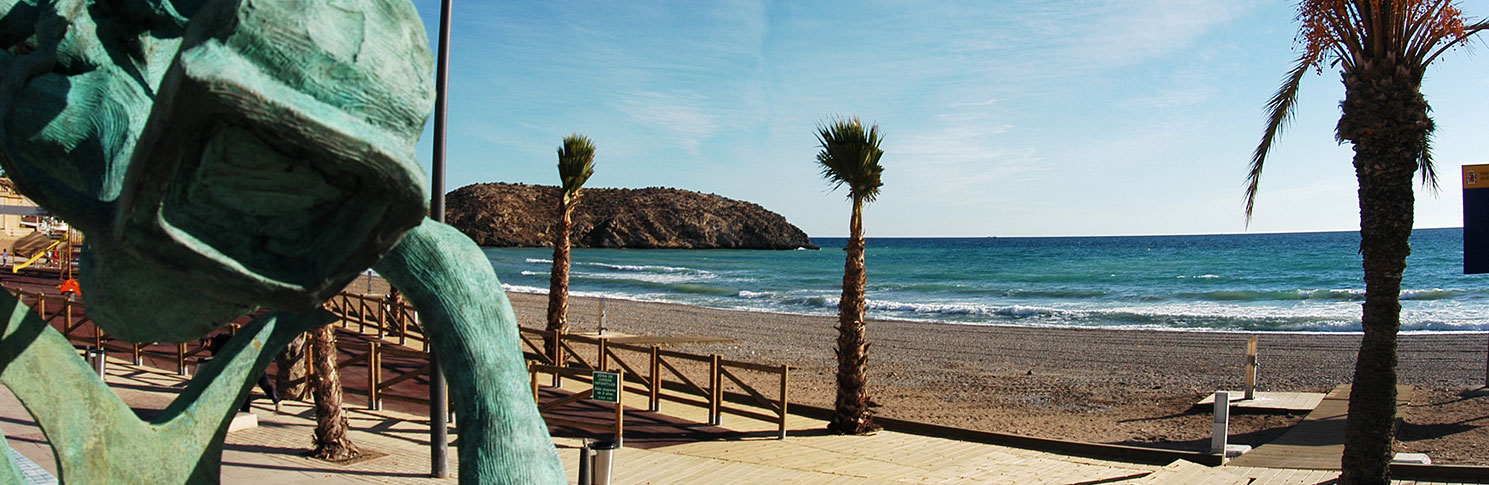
[592,371,620,403]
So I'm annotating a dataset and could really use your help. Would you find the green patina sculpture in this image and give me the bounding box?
[0,0,563,482]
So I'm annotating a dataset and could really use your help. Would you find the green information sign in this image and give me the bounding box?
[592,371,620,403]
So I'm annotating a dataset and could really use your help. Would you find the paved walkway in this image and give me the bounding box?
[0,356,1167,484]
[3,357,1482,484]
[1227,384,1413,470]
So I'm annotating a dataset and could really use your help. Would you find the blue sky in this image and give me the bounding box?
[407,1,1488,238]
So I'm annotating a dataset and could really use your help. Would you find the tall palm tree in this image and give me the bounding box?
[309,324,359,460]
[546,134,596,355]
[1246,2,1483,481]
[817,117,885,435]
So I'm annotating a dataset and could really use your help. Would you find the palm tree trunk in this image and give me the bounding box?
[1337,55,1429,485]
[309,324,359,460]
[829,195,875,435]
[275,333,309,401]
[545,201,574,359]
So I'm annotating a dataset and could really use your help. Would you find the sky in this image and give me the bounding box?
[406,1,1489,238]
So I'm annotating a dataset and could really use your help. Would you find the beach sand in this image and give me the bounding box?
[501,291,1489,464]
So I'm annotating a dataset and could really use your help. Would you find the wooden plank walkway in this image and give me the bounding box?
[539,373,1165,483]
[591,432,1162,484]
[1197,391,1325,412]
[1227,384,1413,470]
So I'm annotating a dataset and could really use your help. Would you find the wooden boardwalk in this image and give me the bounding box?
[1227,384,1413,470]
[1198,391,1325,412]
[3,274,1484,483]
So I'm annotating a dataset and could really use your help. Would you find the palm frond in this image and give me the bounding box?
[1244,53,1313,223]
[557,133,596,202]
[815,117,886,203]
[1423,18,1487,66]
[1419,129,1439,193]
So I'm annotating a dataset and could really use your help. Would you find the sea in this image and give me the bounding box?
[483,228,1489,333]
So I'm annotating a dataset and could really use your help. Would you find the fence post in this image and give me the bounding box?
[176,343,189,376]
[1244,337,1258,400]
[550,330,563,388]
[598,338,608,372]
[376,297,387,339]
[529,363,540,404]
[1211,391,1230,459]
[615,369,624,448]
[398,302,408,346]
[356,294,367,333]
[131,343,143,366]
[368,341,381,410]
[779,364,789,440]
[709,354,721,426]
[648,346,660,412]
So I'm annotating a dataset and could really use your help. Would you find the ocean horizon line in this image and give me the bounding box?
[807,226,1463,241]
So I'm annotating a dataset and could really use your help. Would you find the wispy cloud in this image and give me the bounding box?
[1113,86,1221,110]
[891,115,1043,205]
[610,91,719,152]
[948,98,999,108]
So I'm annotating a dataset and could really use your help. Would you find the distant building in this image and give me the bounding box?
[0,178,52,252]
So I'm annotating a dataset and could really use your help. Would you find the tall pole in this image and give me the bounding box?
[429,0,453,478]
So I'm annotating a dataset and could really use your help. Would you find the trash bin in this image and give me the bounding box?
[87,348,106,380]
[587,440,618,485]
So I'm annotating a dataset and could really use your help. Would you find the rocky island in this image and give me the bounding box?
[446,183,818,250]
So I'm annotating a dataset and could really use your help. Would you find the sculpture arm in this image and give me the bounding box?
[374,218,564,484]
[0,296,328,483]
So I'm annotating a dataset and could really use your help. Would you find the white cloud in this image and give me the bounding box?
[610,91,719,152]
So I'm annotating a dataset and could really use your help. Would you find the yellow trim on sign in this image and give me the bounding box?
[1464,164,1489,189]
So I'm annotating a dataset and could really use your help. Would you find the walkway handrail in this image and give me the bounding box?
[528,363,624,446]
[517,327,789,439]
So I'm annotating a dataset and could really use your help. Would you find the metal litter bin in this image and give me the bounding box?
[87,348,106,380]
[578,440,618,485]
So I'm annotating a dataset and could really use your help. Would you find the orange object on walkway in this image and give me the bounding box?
[58,278,80,296]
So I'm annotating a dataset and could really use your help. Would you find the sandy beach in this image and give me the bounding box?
[501,291,1489,464]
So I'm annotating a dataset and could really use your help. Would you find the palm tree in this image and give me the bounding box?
[309,324,359,460]
[545,134,596,356]
[275,333,310,401]
[817,117,885,435]
[1246,2,1483,481]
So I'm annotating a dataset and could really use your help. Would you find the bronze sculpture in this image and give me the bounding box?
[0,0,563,482]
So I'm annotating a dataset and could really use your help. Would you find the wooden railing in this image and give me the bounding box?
[528,363,625,446]
[7,288,225,375]
[519,328,790,440]
[2,286,793,442]
[323,292,426,350]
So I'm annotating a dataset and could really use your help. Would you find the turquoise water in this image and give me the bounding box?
[483,228,1489,332]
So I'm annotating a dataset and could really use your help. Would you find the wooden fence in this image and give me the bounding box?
[3,286,792,442]
[528,363,625,446]
[8,288,222,375]
[520,328,790,440]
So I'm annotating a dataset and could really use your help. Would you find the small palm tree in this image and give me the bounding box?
[546,134,596,352]
[309,324,359,460]
[1246,2,1483,481]
[274,333,310,401]
[816,117,885,435]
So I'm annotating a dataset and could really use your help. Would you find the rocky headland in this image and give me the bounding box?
[445,183,818,250]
